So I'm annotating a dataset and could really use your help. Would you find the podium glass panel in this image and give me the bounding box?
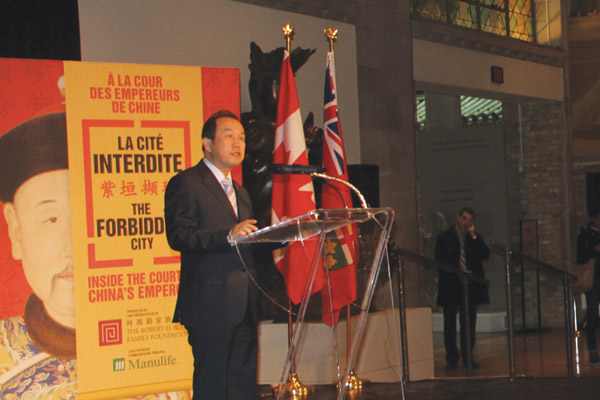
[231,208,382,244]
[230,207,395,400]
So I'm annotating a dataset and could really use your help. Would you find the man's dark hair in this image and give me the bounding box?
[201,110,240,140]
[458,206,476,218]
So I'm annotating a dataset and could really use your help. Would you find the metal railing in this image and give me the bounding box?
[393,247,489,380]
[489,242,578,378]
[392,241,577,381]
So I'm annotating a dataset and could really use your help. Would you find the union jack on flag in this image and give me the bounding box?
[321,51,358,326]
[324,58,346,178]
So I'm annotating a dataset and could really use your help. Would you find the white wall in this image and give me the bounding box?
[257,308,434,384]
[413,38,565,101]
[77,0,361,163]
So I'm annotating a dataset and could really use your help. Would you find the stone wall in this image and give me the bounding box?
[504,101,570,328]
[569,16,600,227]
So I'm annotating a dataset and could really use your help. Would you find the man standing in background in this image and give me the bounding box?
[575,202,600,365]
[435,207,490,371]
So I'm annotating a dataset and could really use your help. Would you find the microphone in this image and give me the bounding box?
[271,164,326,175]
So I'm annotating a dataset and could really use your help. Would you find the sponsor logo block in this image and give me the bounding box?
[99,319,123,346]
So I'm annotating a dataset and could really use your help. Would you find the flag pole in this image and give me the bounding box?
[283,23,294,53]
[324,26,369,394]
[272,23,315,400]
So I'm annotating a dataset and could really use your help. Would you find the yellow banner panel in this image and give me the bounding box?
[65,61,207,397]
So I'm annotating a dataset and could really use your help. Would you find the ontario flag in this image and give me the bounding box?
[272,50,324,305]
[321,51,358,326]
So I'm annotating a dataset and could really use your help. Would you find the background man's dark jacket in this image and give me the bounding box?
[435,226,490,307]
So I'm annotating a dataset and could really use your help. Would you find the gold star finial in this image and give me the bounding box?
[282,23,295,53]
[324,27,339,52]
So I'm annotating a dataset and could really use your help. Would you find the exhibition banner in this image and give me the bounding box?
[65,61,240,398]
[0,57,240,399]
[0,59,66,321]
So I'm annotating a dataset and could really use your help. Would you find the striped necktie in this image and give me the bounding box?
[459,235,467,271]
[222,178,238,217]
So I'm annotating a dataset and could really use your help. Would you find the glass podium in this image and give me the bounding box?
[230,207,395,400]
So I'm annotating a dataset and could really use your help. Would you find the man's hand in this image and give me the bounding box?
[468,224,477,239]
[231,219,258,239]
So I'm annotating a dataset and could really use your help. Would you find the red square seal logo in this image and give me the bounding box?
[98,319,123,346]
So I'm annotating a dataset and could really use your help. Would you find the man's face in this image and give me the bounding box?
[202,116,245,174]
[3,170,74,327]
[456,211,474,233]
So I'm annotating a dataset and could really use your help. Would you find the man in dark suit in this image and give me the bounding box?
[164,110,259,400]
[435,207,490,371]
[575,202,600,365]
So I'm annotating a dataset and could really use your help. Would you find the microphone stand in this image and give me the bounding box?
[310,171,370,393]
[272,169,370,398]
[310,172,368,209]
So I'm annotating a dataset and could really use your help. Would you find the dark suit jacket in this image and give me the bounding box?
[576,222,600,288]
[435,226,490,307]
[164,160,257,328]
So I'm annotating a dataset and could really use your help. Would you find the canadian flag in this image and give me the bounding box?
[271,50,323,304]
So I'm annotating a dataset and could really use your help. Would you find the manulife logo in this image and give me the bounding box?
[113,358,126,372]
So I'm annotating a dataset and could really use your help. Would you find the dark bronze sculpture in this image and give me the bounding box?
[241,42,322,229]
[241,42,323,321]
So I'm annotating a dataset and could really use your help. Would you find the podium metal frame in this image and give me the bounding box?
[230,207,394,400]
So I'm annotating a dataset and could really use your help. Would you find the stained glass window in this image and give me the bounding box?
[411,0,535,43]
